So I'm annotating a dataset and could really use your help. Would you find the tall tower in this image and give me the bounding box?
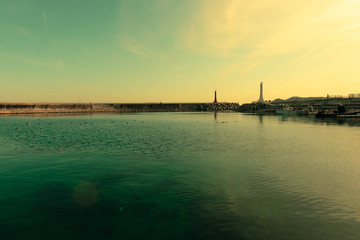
[214,91,218,103]
[258,82,264,103]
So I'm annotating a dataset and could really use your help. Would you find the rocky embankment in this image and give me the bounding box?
[203,103,240,111]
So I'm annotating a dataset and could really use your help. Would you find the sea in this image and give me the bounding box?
[0,112,360,240]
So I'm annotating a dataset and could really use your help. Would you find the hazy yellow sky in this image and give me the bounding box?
[1,0,360,103]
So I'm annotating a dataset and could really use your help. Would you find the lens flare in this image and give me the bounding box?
[73,181,98,207]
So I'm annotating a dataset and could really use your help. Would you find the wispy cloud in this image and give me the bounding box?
[42,10,49,28]
[12,26,35,40]
[6,54,64,69]
[285,42,339,69]
[285,47,319,68]
[138,0,171,14]
[175,0,360,82]
[117,33,164,59]
[176,0,360,58]
[216,59,268,81]
[300,43,339,65]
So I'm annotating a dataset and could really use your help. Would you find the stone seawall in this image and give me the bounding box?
[0,102,240,114]
[0,103,93,114]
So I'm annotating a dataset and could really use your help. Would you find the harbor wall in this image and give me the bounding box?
[0,102,240,114]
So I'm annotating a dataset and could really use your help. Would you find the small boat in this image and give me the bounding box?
[276,106,295,115]
[299,106,316,115]
[315,111,336,118]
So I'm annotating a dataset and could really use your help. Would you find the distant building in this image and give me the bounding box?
[349,93,360,98]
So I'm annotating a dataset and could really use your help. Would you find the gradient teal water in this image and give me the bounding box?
[1,113,360,239]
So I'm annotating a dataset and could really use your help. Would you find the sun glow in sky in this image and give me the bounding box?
[1,0,360,103]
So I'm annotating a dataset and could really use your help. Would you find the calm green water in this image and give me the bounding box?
[1,112,360,240]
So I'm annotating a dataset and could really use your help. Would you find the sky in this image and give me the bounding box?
[1,0,360,103]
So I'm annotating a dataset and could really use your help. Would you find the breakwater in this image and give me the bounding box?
[0,102,240,114]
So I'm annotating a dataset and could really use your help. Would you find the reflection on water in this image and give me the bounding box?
[258,114,263,124]
[254,113,360,127]
[1,112,360,239]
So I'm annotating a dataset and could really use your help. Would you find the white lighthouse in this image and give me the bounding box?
[258,82,264,103]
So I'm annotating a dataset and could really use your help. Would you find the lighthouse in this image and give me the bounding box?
[214,91,218,103]
[258,82,264,103]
